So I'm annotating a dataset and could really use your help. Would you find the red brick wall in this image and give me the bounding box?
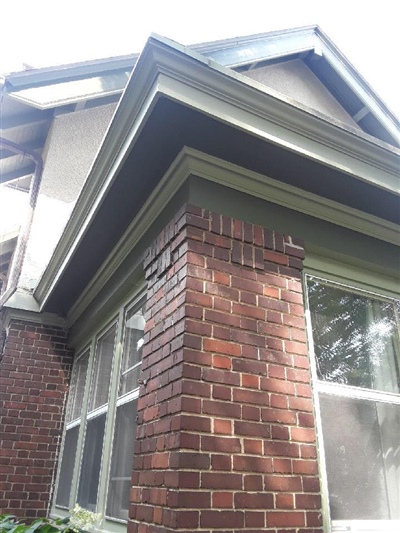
[0,320,72,519]
[130,204,323,532]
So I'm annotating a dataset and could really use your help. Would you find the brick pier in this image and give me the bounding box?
[129,204,323,532]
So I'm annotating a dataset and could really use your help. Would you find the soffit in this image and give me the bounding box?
[28,33,400,315]
[0,55,138,188]
[0,94,52,186]
[39,96,400,315]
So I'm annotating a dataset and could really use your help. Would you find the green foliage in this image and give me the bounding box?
[0,506,101,533]
[0,515,74,533]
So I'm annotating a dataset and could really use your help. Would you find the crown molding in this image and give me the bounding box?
[34,35,399,314]
[66,147,399,326]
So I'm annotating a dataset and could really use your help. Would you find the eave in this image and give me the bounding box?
[195,25,400,146]
[33,34,400,315]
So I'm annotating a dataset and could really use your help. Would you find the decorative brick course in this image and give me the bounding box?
[129,204,323,532]
[0,320,72,519]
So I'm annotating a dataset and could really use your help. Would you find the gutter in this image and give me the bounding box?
[0,137,43,308]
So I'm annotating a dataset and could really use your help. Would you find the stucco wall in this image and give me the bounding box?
[243,59,361,129]
[19,103,117,291]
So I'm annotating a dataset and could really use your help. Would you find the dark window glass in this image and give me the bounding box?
[119,307,145,397]
[320,393,400,519]
[55,426,79,508]
[106,400,138,519]
[77,413,106,511]
[307,278,400,522]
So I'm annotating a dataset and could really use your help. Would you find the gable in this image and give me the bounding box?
[241,58,362,131]
[197,25,400,147]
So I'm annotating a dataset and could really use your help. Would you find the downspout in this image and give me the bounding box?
[0,137,44,308]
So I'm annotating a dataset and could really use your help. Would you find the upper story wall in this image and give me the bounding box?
[19,102,117,292]
[243,58,362,130]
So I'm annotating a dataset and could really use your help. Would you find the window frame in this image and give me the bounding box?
[304,271,400,533]
[52,288,146,531]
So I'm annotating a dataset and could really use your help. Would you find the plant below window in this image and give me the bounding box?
[0,505,101,533]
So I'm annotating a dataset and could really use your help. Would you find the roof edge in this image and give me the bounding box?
[34,33,400,309]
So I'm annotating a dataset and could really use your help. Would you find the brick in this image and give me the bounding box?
[201,436,240,453]
[276,493,294,509]
[295,493,322,510]
[243,439,263,455]
[203,339,241,357]
[291,427,316,443]
[233,455,273,473]
[200,510,244,528]
[293,460,319,475]
[235,421,270,438]
[244,473,263,490]
[0,319,71,520]
[235,492,273,509]
[267,511,305,527]
[130,206,321,532]
[211,454,231,471]
[212,491,233,508]
[179,491,210,508]
[201,472,242,490]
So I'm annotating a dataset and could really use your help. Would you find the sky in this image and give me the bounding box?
[0,0,399,117]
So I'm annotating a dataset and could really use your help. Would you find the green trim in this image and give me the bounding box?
[1,306,66,329]
[52,288,146,530]
[304,250,400,299]
[64,148,399,327]
[35,35,400,311]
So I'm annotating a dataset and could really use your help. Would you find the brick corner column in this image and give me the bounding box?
[129,204,323,532]
[0,319,72,519]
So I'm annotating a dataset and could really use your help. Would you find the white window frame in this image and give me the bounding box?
[304,271,400,533]
[52,289,146,531]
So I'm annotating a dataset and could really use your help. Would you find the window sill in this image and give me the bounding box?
[332,521,400,533]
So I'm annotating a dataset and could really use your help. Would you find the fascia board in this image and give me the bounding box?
[34,47,163,306]
[147,36,399,187]
[194,28,316,68]
[2,55,138,89]
[67,147,399,326]
[1,305,66,329]
[193,25,399,144]
[7,88,124,110]
[304,249,400,299]
[3,289,41,313]
[314,29,400,144]
[191,25,317,57]
[34,35,400,310]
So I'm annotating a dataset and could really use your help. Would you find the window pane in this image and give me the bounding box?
[319,393,400,520]
[67,351,89,423]
[55,425,79,508]
[120,307,145,396]
[77,413,106,511]
[308,280,400,393]
[106,400,138,519]
[89,325,117,411]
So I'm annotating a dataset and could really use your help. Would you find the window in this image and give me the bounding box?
[54,294,146,524]
[306,277,400,532]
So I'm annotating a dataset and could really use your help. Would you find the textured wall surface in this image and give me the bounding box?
[0,320,72,519]
[244,58,361,129]
[19,103,117,291]
[130,204,323,532]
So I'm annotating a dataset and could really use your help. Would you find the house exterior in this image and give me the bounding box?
[0,25,399,533]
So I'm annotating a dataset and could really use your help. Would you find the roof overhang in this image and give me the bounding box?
[28,34,399,315]
[196,25,400,146]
